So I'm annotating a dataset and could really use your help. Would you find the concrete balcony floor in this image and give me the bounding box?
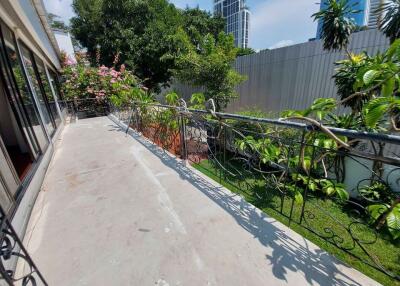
[22,116,378,286]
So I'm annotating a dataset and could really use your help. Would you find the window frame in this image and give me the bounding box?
[0,19,53,153]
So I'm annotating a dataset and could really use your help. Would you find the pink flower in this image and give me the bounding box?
[64,56,76,66]
[109,69,120,78]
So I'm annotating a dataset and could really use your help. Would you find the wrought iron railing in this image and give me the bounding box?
[0,206,47,285]
[65,98,110,119]
[112,100,400,283]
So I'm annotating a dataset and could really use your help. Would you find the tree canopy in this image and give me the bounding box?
[378,0,400,43]
[181,7,225,47]
[172,30,246,111]
[237,47,256,57]
[312,0,359,51]
[48,13,70,32]
[70,0,228,92]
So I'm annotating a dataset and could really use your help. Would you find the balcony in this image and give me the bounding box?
[18,112,382,285]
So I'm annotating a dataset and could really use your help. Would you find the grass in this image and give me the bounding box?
[193,159,400,286]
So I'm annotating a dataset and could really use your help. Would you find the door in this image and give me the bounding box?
[19,43,55,137]
[0,20,49,156]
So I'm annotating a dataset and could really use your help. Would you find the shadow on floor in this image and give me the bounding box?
[109,122,364,286]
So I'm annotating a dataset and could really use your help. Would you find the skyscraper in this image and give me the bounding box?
[316,0,369,39]
[368,0,385,28]
[214,0,250,48]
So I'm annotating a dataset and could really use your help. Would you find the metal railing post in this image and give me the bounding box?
[288,129,307,226]
[134,102,140,132]
[125,102,135,135]
[299,130,317,225]
[178,100,189,165]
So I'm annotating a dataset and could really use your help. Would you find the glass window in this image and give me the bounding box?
[0,22,49,153]
[34,57,61,128]
[20,43,55,136]
[48,70,66,113]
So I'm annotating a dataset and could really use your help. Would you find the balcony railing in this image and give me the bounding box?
[111,100,400,283]
[0,206,47,285]
[65,98,110,120]
[4,98,397,284]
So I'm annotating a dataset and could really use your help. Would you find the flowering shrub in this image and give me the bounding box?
[61,54,150,106]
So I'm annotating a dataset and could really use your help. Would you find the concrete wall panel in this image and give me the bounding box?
[169,30,389,114]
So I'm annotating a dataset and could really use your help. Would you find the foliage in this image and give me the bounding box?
[71,1,228,93]
[237,47,256,57]
[236,136,282,164]
[368,202,400,240]
[230,109,282,136]
[71,0,103,58]
[283,40,400,131]
[289,174,348,202]
[181,8,225,48]
[282,98,337,120]
[165,92,179,106]
[173,30,246,111]
[189,92,206,109]
[377,0,400,43]
[333,53,372,112]
[326,114,362,129]
[312,0,359,51]
[236,108,279,119]
[71,0,182,91]
[356,40,400,130]
[61,56,147,106]
[47,13,70,32]
[359,182,394,202]
[235,132,349,203]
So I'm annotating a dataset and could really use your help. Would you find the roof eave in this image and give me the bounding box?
[31,0,63,64]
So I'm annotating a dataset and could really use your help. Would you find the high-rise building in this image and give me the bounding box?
[368,0,385,28]
[316,0,369,39]
[214,0,250,48]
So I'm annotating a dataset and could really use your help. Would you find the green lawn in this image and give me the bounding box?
[193,159,400,286]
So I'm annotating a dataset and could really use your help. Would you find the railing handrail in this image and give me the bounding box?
[131,101,400,145]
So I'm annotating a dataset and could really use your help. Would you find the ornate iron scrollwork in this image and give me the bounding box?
[0,207,47,285]
[114,101,400,282]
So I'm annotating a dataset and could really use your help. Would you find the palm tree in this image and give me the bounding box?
[312,0,360,52]
[378,0,400,43]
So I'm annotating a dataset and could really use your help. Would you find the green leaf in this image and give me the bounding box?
[381,77,395,97]
[165,92,179,105]
[190,92,205,105]
[367,204,389,223]
[308,179,318,192]
[335,186,349,201]
[386,39,400,60]
[294,191,303,205]
[364,97,391,128]
[363,70,380,85]
[386,204,400,240]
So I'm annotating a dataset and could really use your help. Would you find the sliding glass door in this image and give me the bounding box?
[0,21,49,154]
[19,43,55,137]
[34,56,61,128]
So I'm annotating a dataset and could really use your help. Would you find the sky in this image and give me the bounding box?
[43,0,319,50]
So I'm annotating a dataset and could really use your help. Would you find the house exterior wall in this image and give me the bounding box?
[0,0,64,239]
